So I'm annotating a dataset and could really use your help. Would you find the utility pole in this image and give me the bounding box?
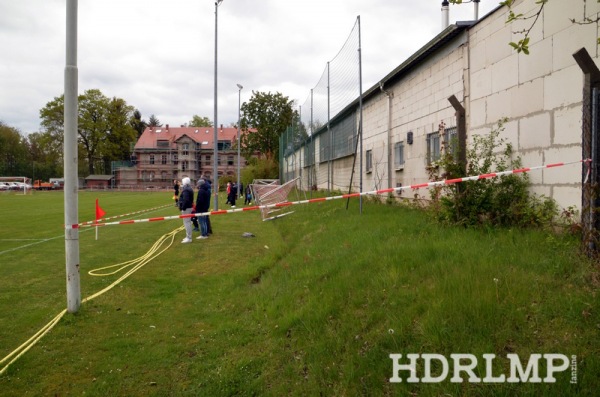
[213,0,223,210]
[64,0,81,313]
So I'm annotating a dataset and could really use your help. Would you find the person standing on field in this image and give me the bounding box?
[179,177,194,244]
[195,179,211,240]
[206,179,213,235]
[229,182,238,208]
[173,180,180,207]
[225,182,231,205]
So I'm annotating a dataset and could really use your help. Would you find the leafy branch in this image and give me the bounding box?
[451,0,600,53]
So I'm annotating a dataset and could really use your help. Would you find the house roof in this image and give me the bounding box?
[134,125,239,150]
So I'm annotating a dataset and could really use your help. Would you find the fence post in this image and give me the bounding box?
[448,95,467,176]
[574,48,600,256]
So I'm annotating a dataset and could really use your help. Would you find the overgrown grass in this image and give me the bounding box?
[0,190,598,396]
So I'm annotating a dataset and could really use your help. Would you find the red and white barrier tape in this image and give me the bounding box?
[78,203,173,226]
[64,203,173,230]
[75,159,591,228]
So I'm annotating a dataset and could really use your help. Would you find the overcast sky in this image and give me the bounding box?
[0,0,499,135]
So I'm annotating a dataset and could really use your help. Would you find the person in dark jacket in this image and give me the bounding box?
[229,182,238,208]
[179,177,194,243]
[205,179,213,235]
[245,184,252,205]
[173,180,180,207]
[195,179,211,239]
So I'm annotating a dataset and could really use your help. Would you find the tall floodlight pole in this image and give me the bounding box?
[236,84,243,195]
[64,0,80,313]
[213,0,223,210]
[358,16,364,214]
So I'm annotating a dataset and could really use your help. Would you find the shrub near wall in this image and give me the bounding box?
[428,119,558,228]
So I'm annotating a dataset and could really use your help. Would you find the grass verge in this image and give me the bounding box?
[0,190,598,396]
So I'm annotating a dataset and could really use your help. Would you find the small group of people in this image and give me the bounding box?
[174,177,254,244]
[225,181,254,207]
[176,177,213,244]
[225,182,238,207]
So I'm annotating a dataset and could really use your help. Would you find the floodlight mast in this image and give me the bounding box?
[64,0,81,313]
[237,84,243,196]
[213,0,223,210]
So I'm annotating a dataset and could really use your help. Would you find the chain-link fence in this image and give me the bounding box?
[280,17,361,193]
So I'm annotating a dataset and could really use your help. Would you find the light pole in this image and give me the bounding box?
[65,0,80,313]
[236,83,243,197]
[213,0,223,210]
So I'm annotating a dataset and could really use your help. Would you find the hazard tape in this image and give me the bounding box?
[78,203,173,226]
[76,159,590,228]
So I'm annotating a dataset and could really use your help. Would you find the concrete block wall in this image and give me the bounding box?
[468,0,597,210]
[291,0,597,211]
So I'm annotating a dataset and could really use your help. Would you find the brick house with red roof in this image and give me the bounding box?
[115,124,248,189]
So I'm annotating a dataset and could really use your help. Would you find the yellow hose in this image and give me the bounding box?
[0,226,184,376]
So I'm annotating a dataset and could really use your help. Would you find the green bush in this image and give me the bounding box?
[241,157,279,184]
[428,118,558,227]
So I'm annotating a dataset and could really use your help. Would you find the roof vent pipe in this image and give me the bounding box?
[474,0,480,20]
[441,0,450,30]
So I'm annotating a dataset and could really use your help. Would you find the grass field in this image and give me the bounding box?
[0,190,599,396]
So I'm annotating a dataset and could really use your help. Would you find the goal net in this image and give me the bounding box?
[250,178,298,221]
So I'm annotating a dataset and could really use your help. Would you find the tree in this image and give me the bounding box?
[131,109,148,139]
[148,114,162,127]
[39,89,137,175]
[27,131,63,180]
[0,121,29,176]
[239,91,296,161]
[188,115,213,127]
[102,97,137,170]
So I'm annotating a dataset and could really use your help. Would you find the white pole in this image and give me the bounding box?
[213,0,223,210]
[358,16,363,214]
[236,84,243,196]
[64,0,81,313]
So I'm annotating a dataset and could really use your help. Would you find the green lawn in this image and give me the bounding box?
[0,190,598,396]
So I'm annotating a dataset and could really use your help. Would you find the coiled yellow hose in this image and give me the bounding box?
[0,226,183,376]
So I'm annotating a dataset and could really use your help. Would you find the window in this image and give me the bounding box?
[172,154,178,165]
[228,156,234,166]
[443,126,458,156]
[205,155,211,165]
[366,149,373,173]
[394,142,404,170]
[426,133,440,165]
[218,141,232,150]
[182,143,189,156]
[182,161,188,171]
[161,154,167,165]
[157,140,169,148]
[149,154,155,165]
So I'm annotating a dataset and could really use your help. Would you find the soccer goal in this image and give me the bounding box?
[0,176,33,195]
[250,178,299,221]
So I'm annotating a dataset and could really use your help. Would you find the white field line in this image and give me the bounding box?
[0,207,168,256]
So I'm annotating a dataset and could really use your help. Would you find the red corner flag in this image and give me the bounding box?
[95,198,106,221]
